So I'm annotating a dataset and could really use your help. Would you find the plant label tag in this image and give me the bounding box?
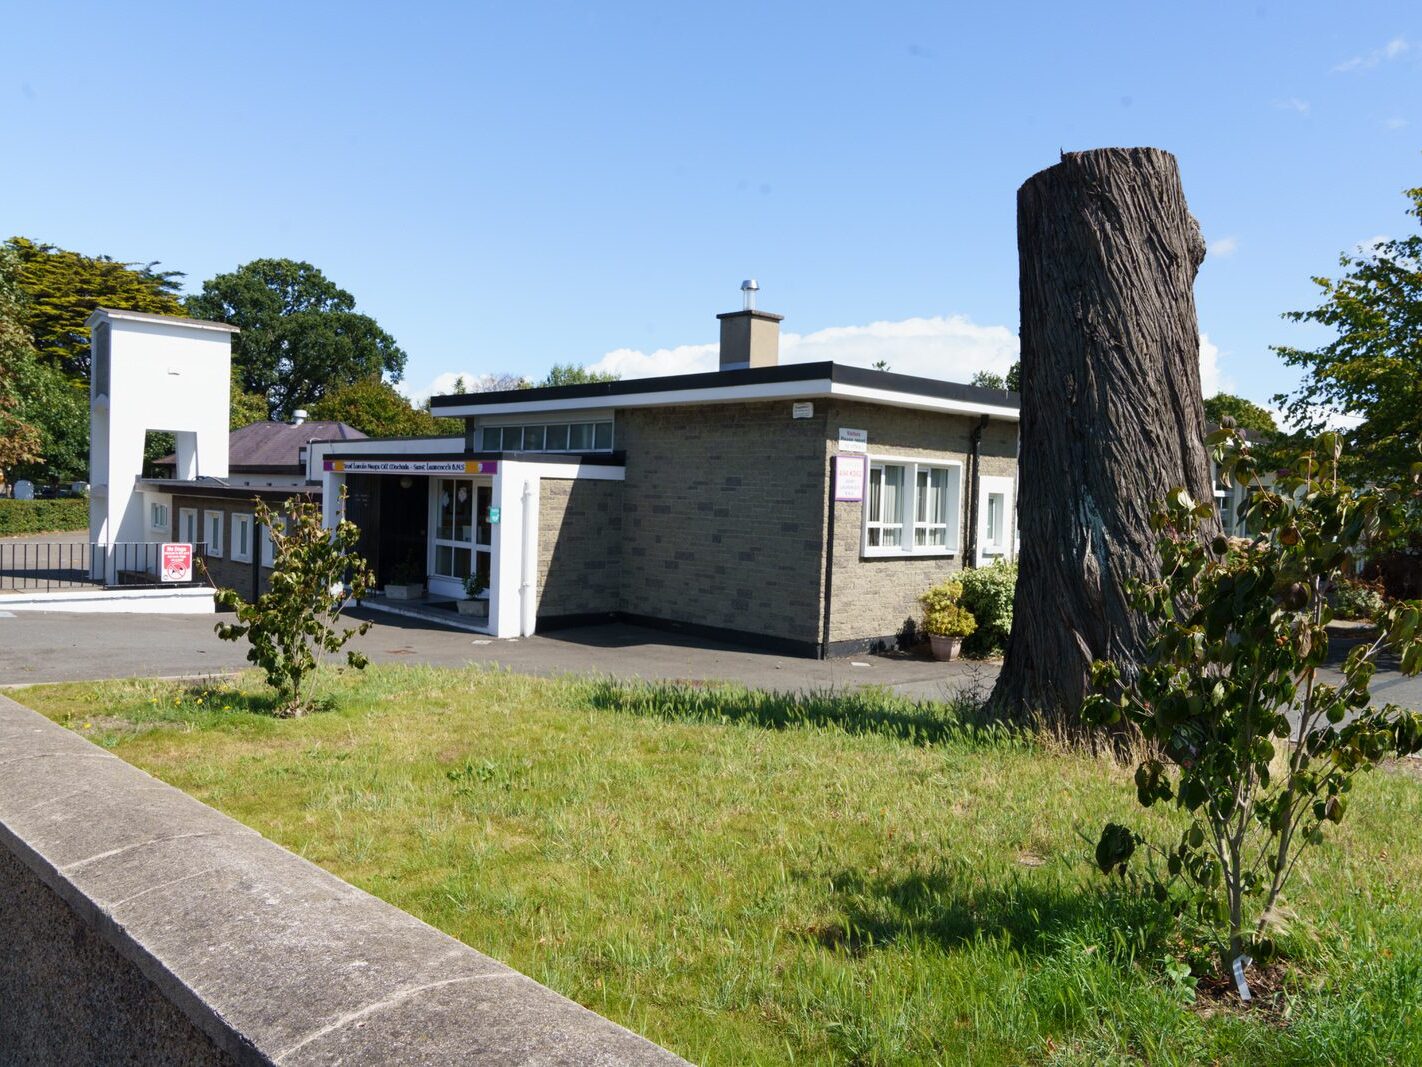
[1231,954,1253,1002]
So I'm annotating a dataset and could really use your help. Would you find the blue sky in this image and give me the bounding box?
[3,2,1418,408]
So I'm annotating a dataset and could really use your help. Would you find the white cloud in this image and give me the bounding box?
[402,371,529,405]
[1272,97,1310,114]
[1384,116,1409,129]
[1198,333,1227,399]
[1354,234,1391,258]
[587,314,1022,383]
[1333,36,1410,72]
[1209,235,1239,257]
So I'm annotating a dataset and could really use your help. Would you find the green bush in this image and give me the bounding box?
[958,560,1017,656]
[1329,576,1386,621]
[918,579,977,638]
[0,498,87,536]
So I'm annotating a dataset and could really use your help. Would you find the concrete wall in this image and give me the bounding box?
[614,401,828,650]
[0,694,686,1065]
[537,478,623,619]
[822,402,1017,652]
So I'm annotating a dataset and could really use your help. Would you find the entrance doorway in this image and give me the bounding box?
[428,477,492,598]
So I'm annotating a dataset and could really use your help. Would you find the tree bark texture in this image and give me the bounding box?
[989,147,1215,732]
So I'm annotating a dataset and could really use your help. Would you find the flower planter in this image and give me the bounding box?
[382,582,424,600]
[928,634,964,661]
[456,598,489,619]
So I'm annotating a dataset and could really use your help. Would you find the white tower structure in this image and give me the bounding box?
[86,309,238,582]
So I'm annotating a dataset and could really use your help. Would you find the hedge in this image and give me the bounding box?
[0,498,88,536]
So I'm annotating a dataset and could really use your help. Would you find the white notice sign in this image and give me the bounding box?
[834,454,866,502]
[838,428,867,453]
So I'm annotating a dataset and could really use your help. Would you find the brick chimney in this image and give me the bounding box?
[717,279,783,370]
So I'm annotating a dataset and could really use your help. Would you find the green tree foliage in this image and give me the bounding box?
[1274,185,1422,480]
[188,259,407,421]
[11,353,87,483]
[230,374,269,429]
[5,236,185,376]
[958,560,1017,656]
[1203,393,1277,434]
[1084,428,1422,985]
[310,376,461,437]
[538,362,619,387]
[214,491,374,715]
[970,361,1021,392]
[0,247,44,481]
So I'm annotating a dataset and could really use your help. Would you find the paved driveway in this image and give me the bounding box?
[0,608,993,704]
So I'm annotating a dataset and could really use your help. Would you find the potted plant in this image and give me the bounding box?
[456,570,489,617]
[383,556,425,600]
[919,579,978,661]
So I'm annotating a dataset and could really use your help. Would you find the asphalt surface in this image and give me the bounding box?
[0,607,995,703]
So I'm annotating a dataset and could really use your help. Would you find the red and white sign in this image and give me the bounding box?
[161,542,194,583]
[834,454,866,502]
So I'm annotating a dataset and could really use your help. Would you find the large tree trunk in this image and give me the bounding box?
[989,147,1214,734]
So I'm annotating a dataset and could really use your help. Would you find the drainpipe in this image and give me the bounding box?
[519,479,536,637]
[964,415,989,568]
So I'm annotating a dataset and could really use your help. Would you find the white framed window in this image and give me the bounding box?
[204,511,224,557]
[478,419,614,453]
[260,517,284,568]
[863,458,962,557]
[178,507,198,547]
[232,513,253,563]
[150,502,170,530]
[976,474,1016,565]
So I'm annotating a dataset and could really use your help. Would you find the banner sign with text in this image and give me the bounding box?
[834,454,866,502]
[324,459,499,475]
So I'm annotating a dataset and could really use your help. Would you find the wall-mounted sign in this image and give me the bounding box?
[160,542,193,583]
[838,428,868,453]
[834,454,866,502]
[792,401,814,419]
[487,506,501,525]
[324,459,499,475]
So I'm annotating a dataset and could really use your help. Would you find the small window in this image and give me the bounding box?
[205,511,224,557]
[150,502,169,530]
[594,422,613,450]
[179,507,198,546]
[522,425,545,450]
[503,426,524,451]
[544,424,569,450]
[866,464,905,548]
[568,423,592,450]
[260,518,284,568]
[986,493,1006,547]
[232,513,253,563]
[480,426,502,450]
[914,468,951,548]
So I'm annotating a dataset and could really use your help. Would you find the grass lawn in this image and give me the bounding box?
[17,665,1422,1065]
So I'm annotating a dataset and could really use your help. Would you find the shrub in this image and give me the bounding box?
[958,560,1017,656]
[919,579,978,638]
[214,490,373,715]
[1329,576,1385,621]
[0,498,87,535]
[1084,429,1422,992]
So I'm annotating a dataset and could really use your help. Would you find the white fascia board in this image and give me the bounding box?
[435,379,1018,422]
[434,379,835,418]
[827,383,1019,421]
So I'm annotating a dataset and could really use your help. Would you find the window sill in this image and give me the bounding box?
[860,549,958,561]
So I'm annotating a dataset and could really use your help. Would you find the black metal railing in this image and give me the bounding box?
[0,541,211,592]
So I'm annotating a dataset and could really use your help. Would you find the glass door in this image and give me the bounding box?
[430,478,493,593]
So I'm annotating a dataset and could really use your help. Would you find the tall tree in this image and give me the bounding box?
[0,247,44,482]
[970,361,1021,392]
[188,259,407,421]
[1274,185,1422,481]
[989,148,1216,735]
[1203,392,1277,434]
[5,236,185,376]
[310,376,460,437]
[539,362,619,387]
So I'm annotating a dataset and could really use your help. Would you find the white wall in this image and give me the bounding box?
[88,311,236,582]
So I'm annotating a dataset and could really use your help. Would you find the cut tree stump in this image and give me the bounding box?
[988,147,1216,735]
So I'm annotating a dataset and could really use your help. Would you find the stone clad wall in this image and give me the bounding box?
[0,694,687,1065]
[538,478,623,619]
[614,402,829,651]
[822,402,1017,651]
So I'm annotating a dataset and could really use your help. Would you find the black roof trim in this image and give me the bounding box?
[429,360,1019,411]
